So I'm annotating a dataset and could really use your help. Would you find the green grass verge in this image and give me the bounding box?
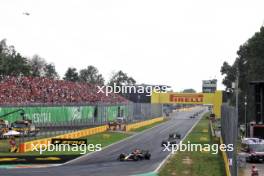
[0,139,10,153]
[0,132,130,156]
[0,118,166,156]
[0,118,165,156]
[131,119,166,132]
[159,113,225,176]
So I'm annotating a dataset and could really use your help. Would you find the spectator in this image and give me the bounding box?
[0,76,128,105]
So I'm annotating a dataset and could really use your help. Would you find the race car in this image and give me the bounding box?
[0,119,9,139]
[189,115,195,118]
[11,119,39,137]
[118,149,151,161]
[161,132,181,147]
[169,132,181,139]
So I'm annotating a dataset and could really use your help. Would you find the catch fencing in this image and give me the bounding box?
[221,103,237,176]
[0,103,163,151]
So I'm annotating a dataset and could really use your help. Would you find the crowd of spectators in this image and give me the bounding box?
[0,76,128,105]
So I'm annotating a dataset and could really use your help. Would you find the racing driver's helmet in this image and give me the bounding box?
[133,148,140,155]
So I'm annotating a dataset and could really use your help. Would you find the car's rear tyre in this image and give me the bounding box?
[119,154,125,161]
[176,134,181,139]
[161,141,167,147]
[145,152,151,160]
[171,141,177,145]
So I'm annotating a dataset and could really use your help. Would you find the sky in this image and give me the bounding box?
[0,0,264,92]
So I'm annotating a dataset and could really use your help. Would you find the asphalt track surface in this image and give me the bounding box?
[0,107,206,176]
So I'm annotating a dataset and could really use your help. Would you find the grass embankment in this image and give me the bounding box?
[0,140,9,152]
[0,132,130,156]
[0,118,166,156]
[159,113,225,176]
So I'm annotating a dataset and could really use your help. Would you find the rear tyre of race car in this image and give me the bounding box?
[169,134,173,138]
[170,141,177,145]
[161,141,167,147]
[176,133,181,139]
[144,152,151,160]
[119,153,126,161]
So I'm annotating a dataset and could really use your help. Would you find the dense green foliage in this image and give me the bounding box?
[0,39,31,78]
[0,40,58,79]
[63,67,79,82]
[221,26,264,122]
[79,65,104,85]
[108,70,136,86]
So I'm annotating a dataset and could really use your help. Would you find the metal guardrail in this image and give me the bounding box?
[209,117,231,176]
[19,116,165,153]
[221,104,237,176]
[209,120,215,137]
[220,137,232,176]
[0,103,163,152]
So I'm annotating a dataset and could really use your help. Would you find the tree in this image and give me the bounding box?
[79,65,104,85]
[220,61,237,91]
[29,55,46,77]
[182,89,196,93]
[221,26,264,122]
[63,67,79,82]
[29,55,59,79]
[44,63,59,79]
[0,39,31,78]
[108,70,136,86]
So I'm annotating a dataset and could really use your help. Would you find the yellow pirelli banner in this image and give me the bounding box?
[151,91,223,118]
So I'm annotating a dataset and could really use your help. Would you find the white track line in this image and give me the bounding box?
[62,118,167,165]
[12,118,167,169]
[154,110,207,173]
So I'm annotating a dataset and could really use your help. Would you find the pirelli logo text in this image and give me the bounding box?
[169,94,204,103]
[51,138,87,145]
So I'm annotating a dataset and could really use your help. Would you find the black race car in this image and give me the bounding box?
[161,132,181,147]
[169,132,181,139]
[190,115,195,118]
[118,149,151,161]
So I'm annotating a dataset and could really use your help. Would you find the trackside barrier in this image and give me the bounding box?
[220,137,231,176]
[125,117,164,131]
[19,125,108,153]
[209,120,215,137]
[209,119,230,176]
[177,107,195,112]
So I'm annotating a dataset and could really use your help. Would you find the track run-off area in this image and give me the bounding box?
[0,107,206,176]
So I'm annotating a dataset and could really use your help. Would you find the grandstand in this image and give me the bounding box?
[0,76,129,106]
[0,76,162,143]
